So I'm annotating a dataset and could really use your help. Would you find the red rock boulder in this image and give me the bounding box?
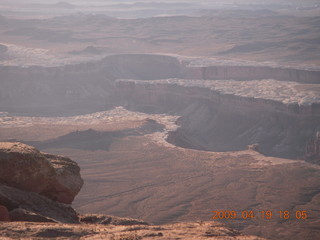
[0,142,83,204]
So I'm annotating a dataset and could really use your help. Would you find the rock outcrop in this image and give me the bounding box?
[42,153,84,204]
[0,142,83,204]
[0,185,79,223]
[0,142,82,223]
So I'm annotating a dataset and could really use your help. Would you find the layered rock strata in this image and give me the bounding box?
[114,80,320,159]
[0,54,319,114]
[0,54,319,160]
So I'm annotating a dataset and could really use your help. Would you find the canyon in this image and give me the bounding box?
[0,53,320,240]
[0,54,319,161]
[0,3,320,239]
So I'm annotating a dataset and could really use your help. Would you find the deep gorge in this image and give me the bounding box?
[1,54,319,160]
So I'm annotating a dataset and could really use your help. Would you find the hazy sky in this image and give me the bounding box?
[1,0,319,20]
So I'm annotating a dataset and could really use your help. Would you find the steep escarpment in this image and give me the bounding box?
[113,81,320,160]
[0,54,320,115]
[0,54,319,160]
[0,54,182,115]
[184,64,320,83]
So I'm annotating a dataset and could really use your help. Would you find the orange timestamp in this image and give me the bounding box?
[212,210,308,220]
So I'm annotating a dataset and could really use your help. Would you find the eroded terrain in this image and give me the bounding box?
[0,53,319,240]
[0,1,320,240]
[0,107,319,240]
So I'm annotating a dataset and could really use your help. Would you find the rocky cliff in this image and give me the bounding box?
[0,54,319,160]
[113,81,320,159]
[0,54,319,115]
[184,64,320,83]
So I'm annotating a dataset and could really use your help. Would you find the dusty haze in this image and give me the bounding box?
[0,1,319,240]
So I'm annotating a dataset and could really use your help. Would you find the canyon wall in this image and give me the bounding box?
[0,54,319,159]
[1,54,320,116]
[113,81,320,159]
[184,65,320,83]
[1,54,320,115]
[0,54,182,115]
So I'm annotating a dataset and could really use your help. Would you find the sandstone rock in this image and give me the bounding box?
[43,153,84,204]
[0,205,10,221]
[0,185,79,223]
[0,142,55,192]
[9,208,54,223]
[0,142,83,203]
